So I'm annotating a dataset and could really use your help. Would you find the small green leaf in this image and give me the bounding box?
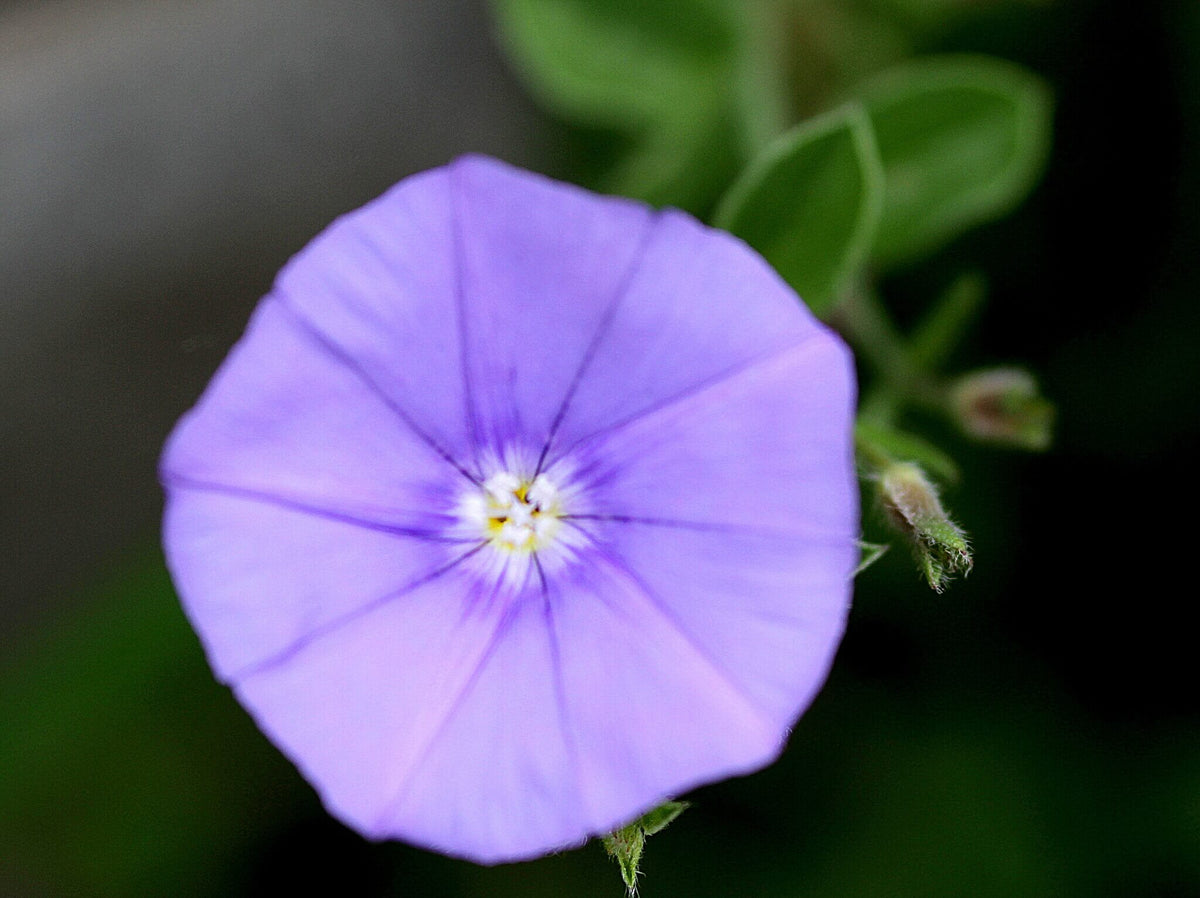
[859,55,1052,268]
[714,104,885,315]
[855,540,891,576]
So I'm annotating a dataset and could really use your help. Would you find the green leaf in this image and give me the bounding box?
[489,0,739,129]
[714,104,885,316]
[859,55,1053,268]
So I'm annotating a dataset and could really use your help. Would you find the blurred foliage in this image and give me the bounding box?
[4,0,1200,895]
[859,55,1051,269]
[0,551,307,897]
[491,0,751,209]
[492,0,1051,223]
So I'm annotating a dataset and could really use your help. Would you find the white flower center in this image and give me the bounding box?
[462,471,565,553]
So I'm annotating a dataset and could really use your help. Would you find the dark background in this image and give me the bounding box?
[3,0,1198,895]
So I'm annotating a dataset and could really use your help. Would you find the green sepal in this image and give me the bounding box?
[637,799,690,835]
[603,824,645,895]
[602,800,690,895]
[912,514,973,593]
[949,367,1055,451]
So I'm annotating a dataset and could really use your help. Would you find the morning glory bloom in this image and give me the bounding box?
[160,155,858,863]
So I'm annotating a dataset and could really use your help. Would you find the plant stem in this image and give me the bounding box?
[833,282,944,424]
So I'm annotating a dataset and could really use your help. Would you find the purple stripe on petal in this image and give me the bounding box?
[164,489,477,679]
[550,209,829,450]
[234,541,491,682]
[545,549,785,836]
[448,156,657,465]
[273,168,477,468]
[160,473,467,543]
[569,336,858,538]
[598,525,855,726]
[273,297,482,486]
[369,585,592,862]
[161,299,466,522]
[232,563,518,846]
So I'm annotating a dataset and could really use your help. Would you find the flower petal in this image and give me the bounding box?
[231,563,519,848]
[450,156,656,463]
[273,166,475,469]
[546,208,830,459]
[369,586,589,862]
[164,489,478,679]
[579,525,854,727]
[161,299,465,528]
[161,156,861,865]
[546,550,789,833]
[568,335,858,538]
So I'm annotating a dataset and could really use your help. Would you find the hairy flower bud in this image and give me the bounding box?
[950,367,1053,450]
[879,462,971,592]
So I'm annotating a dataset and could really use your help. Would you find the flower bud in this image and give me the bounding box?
[950,367,1054,450]
[879,462,971,592]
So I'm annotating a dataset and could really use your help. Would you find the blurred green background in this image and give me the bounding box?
[2,0,1198,895]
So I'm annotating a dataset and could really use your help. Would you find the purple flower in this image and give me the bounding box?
[160,156,858,863]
